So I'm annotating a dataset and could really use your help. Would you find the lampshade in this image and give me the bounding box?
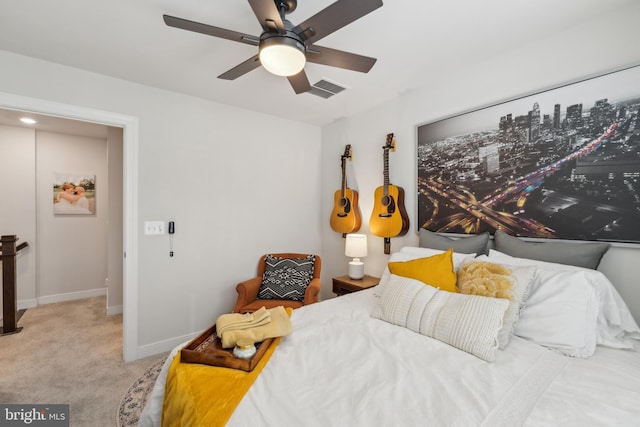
[259,36,306,77]
[345,234,368,258]
[345,234,367,279]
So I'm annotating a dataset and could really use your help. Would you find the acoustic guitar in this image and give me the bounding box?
[369,133,409,253]
[330,144,362,236]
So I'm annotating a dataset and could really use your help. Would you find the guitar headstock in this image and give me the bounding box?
[384,133,396,152]
[341,144,352,160]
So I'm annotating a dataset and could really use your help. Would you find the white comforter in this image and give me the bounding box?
[140,288,640,426]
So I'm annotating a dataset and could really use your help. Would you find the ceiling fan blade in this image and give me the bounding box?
[293,0,383,44]
[247,0,285,33]
[287,70,311,94]
[307,45,377,73]
[218,55,262,80]
[163,15,259,46]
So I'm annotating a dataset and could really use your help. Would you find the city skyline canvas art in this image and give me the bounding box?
[417,65,640,244]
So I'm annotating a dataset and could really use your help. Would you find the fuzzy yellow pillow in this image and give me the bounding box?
[387,248,457,292]
[457,260,536,349]
[456,261,514,300]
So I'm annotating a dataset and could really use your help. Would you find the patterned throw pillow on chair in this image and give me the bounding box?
[257,255,316,301]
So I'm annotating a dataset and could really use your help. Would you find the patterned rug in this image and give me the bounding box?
[116,359,165,426]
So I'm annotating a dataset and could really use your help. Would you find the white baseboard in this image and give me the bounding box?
[136,332,197,359]
[18,299,38,310]
[3,292,112,323]
[107,305,123,316]
[37,288,107,305]
[0,299,37,323]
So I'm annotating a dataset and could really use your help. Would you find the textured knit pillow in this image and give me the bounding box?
[372,274,509,362]
[457,260,536,349]
[257,255,315,301]
[387,248,457,292]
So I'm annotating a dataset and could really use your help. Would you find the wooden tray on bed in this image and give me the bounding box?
[180,323,273,372]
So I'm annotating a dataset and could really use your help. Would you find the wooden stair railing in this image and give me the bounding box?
[1,235,29,335]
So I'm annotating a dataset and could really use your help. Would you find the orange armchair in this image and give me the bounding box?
[233,253,322,313]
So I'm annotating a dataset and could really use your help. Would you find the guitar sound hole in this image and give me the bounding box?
[380,195,396,215]
[339,198,351,213]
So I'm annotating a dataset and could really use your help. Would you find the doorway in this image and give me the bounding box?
[0,91,139,361]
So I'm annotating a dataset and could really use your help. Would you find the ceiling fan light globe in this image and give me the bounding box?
[259,37,306,77]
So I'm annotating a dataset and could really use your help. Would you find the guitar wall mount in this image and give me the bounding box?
[168,221,175,257]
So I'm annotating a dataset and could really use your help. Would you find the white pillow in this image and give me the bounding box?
[516,268,599,357]
[487,250,640,353]
[372,274,508,362]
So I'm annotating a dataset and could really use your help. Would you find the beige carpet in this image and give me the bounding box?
[0,297,167,426]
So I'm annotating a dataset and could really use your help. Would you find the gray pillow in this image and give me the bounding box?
[493,230,610,270]
[419,229,490,255]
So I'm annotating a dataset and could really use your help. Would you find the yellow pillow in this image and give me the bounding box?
[387,248,458,292]
[457,261,514,300]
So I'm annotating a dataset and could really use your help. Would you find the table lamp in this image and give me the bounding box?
[345,233,367,279]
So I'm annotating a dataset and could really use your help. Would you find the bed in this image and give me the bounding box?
[139,242,640,427]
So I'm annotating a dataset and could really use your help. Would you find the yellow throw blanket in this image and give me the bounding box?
[216,306,271,337]
[161,307,291,427]
[221,306,292,349]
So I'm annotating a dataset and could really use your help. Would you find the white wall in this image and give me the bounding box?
[1,125,124,315]
[3,0,638,356]
[0,49,321,357]
[107,127,124,314]
[320,4,640,322]
[36,131,108,302]
[0,126,37,314]
[1,125,113,318]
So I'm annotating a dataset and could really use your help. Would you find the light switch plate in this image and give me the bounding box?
[144,221,165,235]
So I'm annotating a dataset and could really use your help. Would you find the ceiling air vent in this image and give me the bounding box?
[308,79,347,99]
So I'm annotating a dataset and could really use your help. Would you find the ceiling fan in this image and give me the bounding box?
[163,0,383,94]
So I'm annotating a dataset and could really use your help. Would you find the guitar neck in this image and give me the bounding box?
[340,158,347,198]
[383,147,389,195]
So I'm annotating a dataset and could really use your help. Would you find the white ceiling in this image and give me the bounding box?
[0,109,109,138]
[0,0,634,131]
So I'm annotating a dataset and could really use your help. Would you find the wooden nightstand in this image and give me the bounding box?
[332,275,380,296]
